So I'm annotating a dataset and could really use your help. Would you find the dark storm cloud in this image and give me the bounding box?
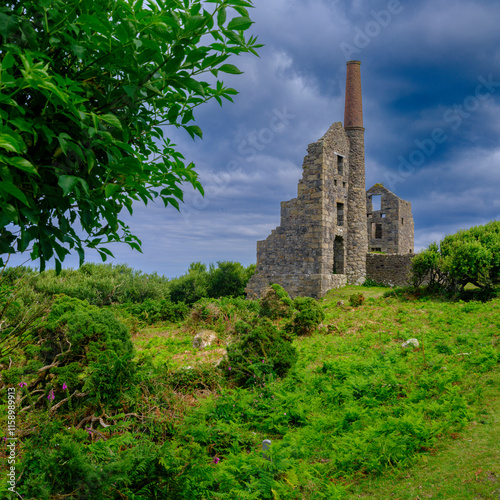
[8,0,500,276]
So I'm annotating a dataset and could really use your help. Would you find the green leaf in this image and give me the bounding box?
[0,133,22,153]
[184,125,203,139]
[58,175,79,196]
[100,113,123,130]
[217,7,227,27]
[227,16,253,31]
[9,157,38,175]
[105,184,121,198]
[218,64,243,75]
[1,52,16,71]
[0,181,30,206]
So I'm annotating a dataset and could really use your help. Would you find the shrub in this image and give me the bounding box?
[5,295,136,409]
[222,318,297,387]
[168,262,209,304]
[286,296,325,336]
[349,293,366,307]
[188,297,259,337]
[259,284,293,319]
[411,221,500,295]
[168,364,223,393]
[125,298,189,324]
[28,263,170,305]
[207,261,250,298]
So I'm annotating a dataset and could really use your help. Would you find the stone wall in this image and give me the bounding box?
[366,184,414,255]
[245,122,352,299]
[366,253,413,287]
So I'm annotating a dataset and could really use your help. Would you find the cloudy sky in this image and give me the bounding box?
[11,0,500,277]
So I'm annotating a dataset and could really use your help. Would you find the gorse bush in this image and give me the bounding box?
[223,318,298,387]
[2,295,136,409]
[124,298,189,324]
[30,262,170,305]
[188,296,259,337]
[259,284,293,319]
[286,296,325,336]
[349,292,366,307]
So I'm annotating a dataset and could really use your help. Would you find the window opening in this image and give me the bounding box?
[371,194,381,211]
[334,236,345,274]
[337,202,344,226]
[373,223,382,239]
[337,155,344,175]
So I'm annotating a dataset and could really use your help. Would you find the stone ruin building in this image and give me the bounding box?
[246,61,415,299]
[366,184,414,255]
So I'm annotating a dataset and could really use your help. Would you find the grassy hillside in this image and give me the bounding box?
[1,273,499,499]
[128,285,500,499]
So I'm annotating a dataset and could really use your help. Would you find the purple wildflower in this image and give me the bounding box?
[48,389,55,402]
[85,428,92,437]
[62,383,68,390]
[212,457,220,464]
[228,367,231,371]
[19,382,27,388]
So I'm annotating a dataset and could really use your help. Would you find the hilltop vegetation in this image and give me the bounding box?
[0,260,499,499]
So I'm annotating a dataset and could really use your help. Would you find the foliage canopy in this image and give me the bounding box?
[411,221,500,293]
[0,0,261,270]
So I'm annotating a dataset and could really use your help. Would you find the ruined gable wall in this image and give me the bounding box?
[245,122,350,299]
[367,188,400,254]
[397,199,414,254]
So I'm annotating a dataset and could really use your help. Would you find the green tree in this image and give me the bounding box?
[0,0,261,270]
[411,221,500,293]
[207,260,250,298]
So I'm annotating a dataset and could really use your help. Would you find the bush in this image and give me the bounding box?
[222,318,297,387]
[168,364,223,393]
[259,284,293,319]
[411,221,500,295]
[207,261,251,298]
[188,297,259,338]
[125,298,189,324]
[28,263,170,305]
[349,293,366,307]
[168,262,210,304]
[169,261,256,304]
[4,295,136,409]
[286,296,325,336]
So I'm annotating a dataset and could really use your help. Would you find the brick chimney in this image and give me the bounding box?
[344,60,367,284]
[344,60,363,129]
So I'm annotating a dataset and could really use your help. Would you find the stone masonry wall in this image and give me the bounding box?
[398,199,414,254]
[366,253,413,287]
[245,122,351,299]
[366,184,414,255]
[345,128,367,284]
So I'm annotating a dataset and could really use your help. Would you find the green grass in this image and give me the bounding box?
[126,285,500,499]
[348,370,500,499]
